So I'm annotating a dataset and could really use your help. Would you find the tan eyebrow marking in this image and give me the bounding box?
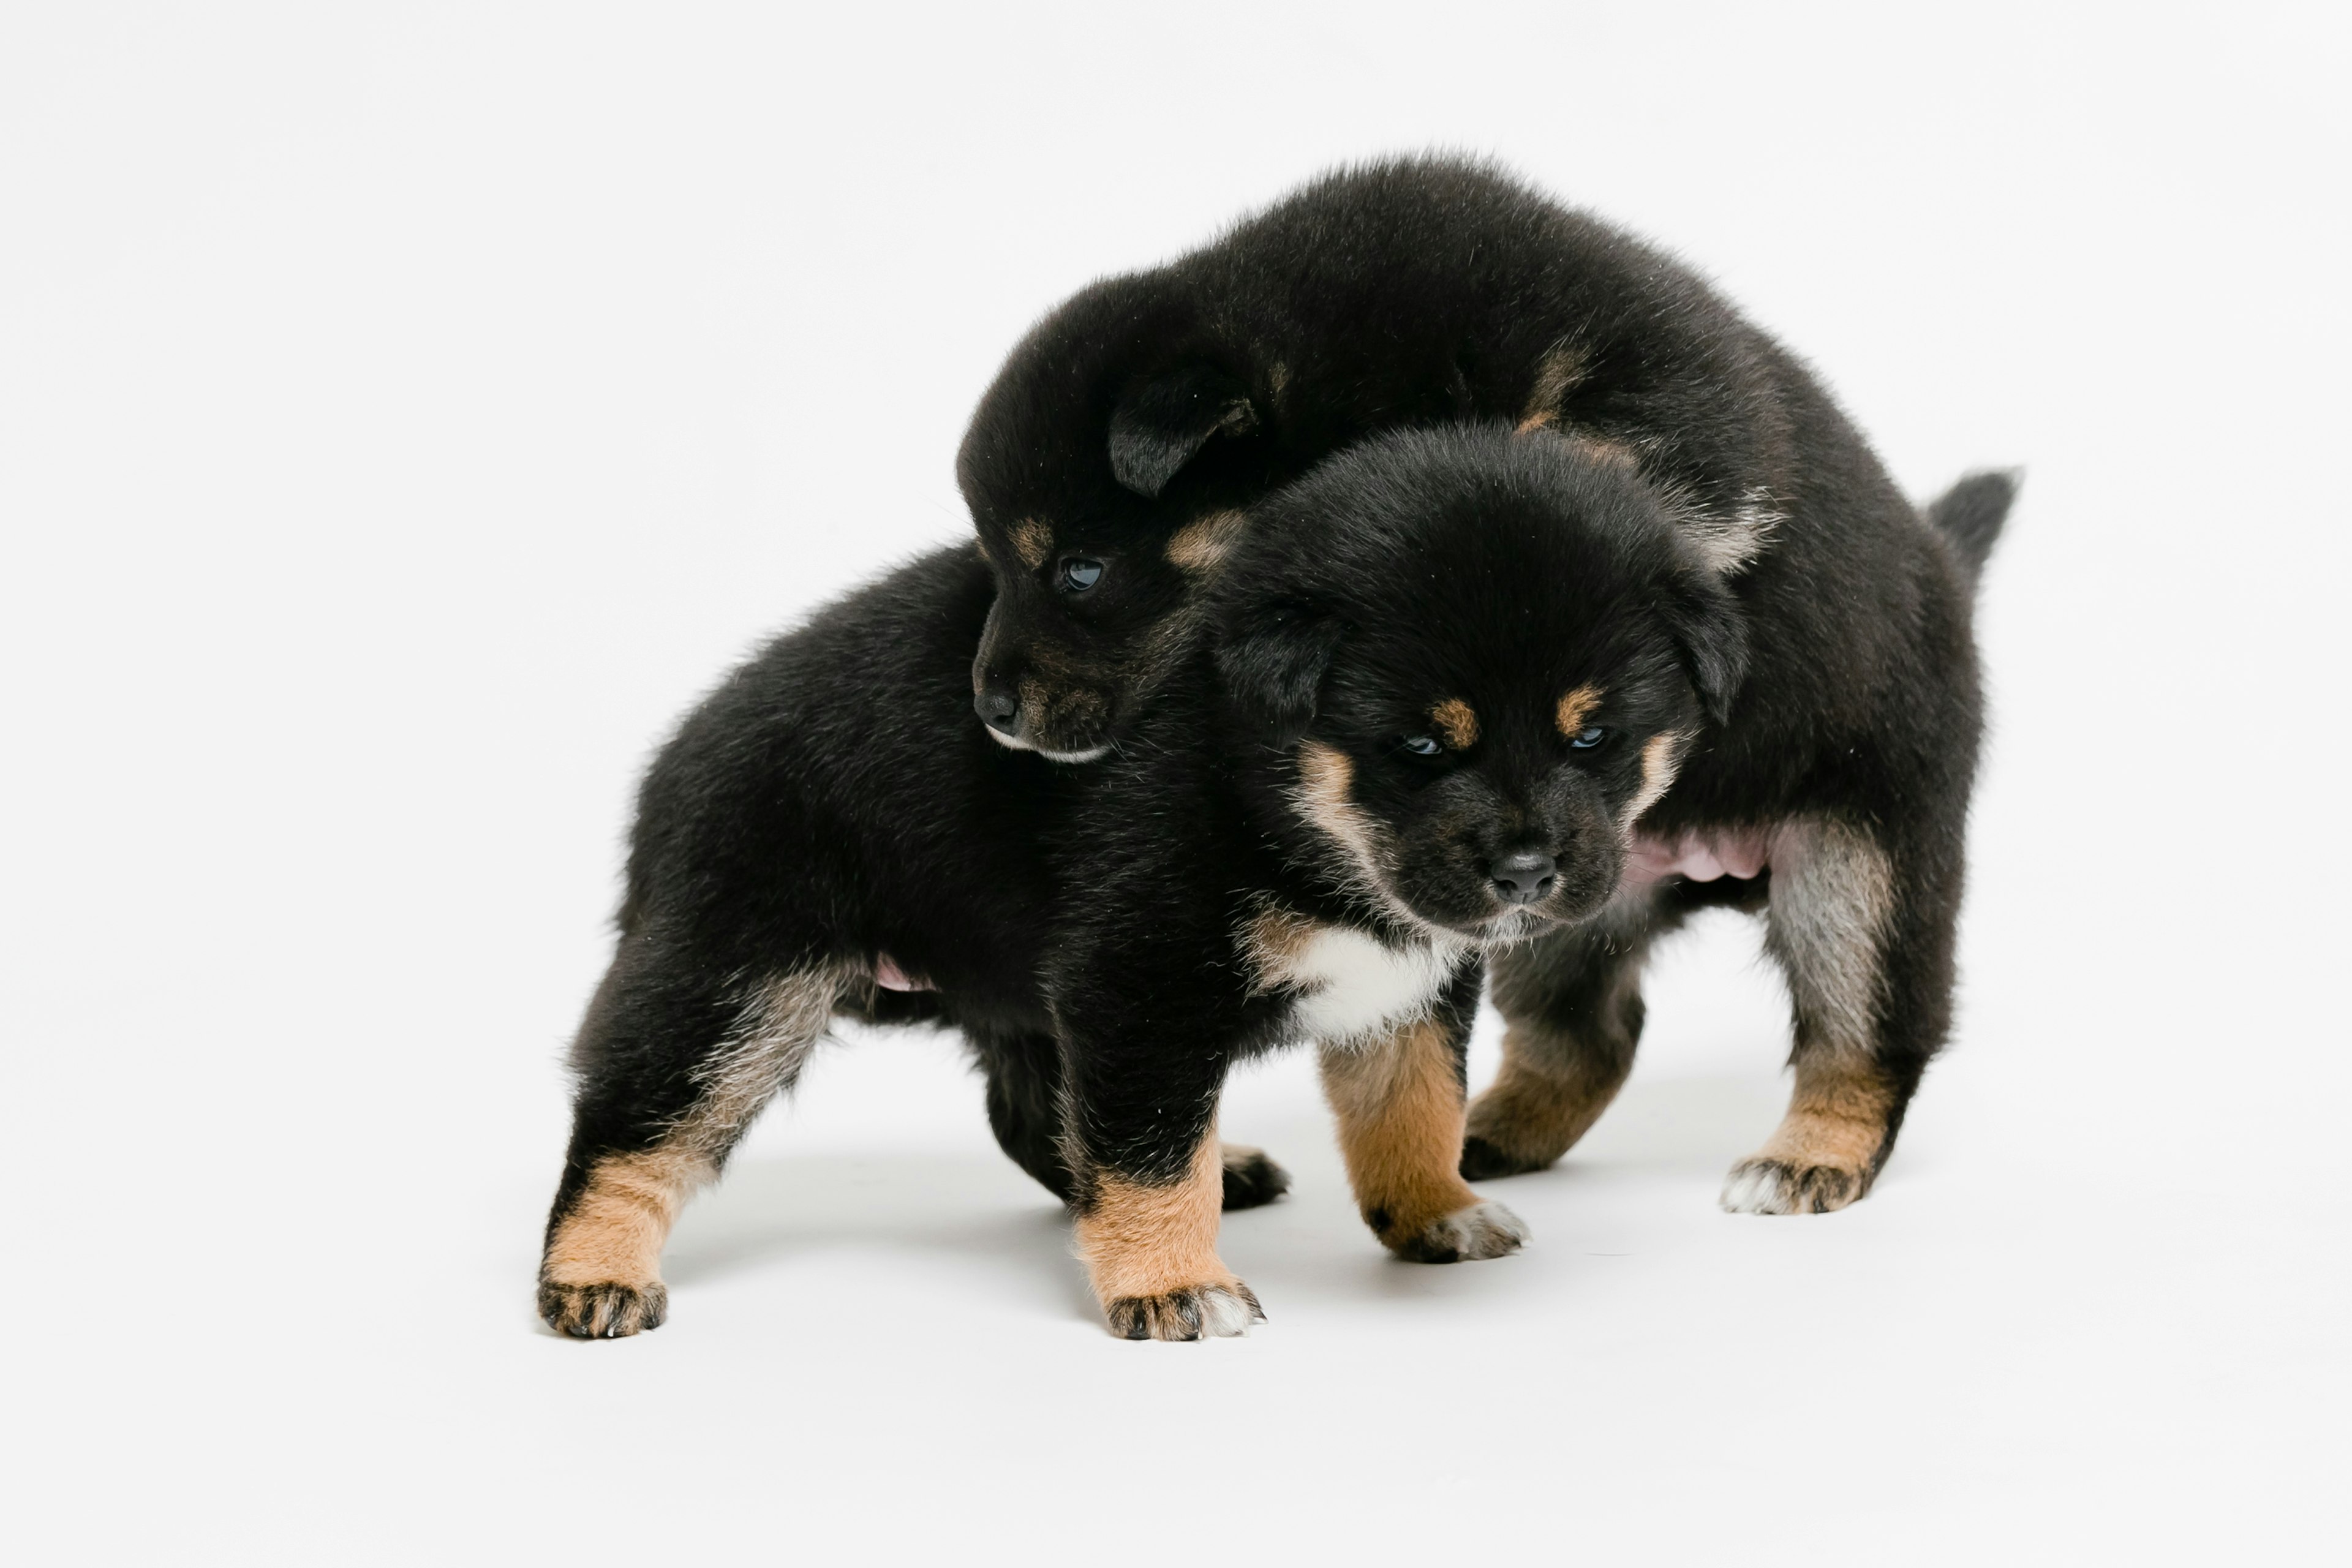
[1009,518,1054,570]
[1556,685,1604,737]
[1428,698,1479,750]
[1166,510,1248,573]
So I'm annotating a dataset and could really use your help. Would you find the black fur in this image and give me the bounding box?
[545,428,1826,1335]
[958,154,1800,760]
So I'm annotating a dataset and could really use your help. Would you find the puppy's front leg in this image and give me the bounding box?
[1322,974,1528,1262]
[1073,1123,1264,1341]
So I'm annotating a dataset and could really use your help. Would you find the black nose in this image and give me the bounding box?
[1488,850,1558,905]
[974,681,1021,734]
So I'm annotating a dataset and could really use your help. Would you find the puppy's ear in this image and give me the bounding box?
[1657,571,1751,727]
[1109,365,1259,497]
[1216,598,1346,742]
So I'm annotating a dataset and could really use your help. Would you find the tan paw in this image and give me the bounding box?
[539,1278,669,1338]
[1388,1200,1529,1263]
[1720,1158,1868,1215]
[1103,1281,1264,1341]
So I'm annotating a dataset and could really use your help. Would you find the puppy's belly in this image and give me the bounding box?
[1623,826,1775,889]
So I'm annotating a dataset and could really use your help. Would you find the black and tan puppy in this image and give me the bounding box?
[959,154,2010,1214]
[959,154,1787,763]
[540,427,1766,1340]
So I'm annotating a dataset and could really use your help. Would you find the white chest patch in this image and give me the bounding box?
[1250,915,1466,1047]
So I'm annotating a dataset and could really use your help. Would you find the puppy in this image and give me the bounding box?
[959,154,2011,1212]
[960,153,1790,763]
[540,427,1745,1340]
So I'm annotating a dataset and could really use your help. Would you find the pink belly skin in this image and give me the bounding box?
[1622,826,1774,889]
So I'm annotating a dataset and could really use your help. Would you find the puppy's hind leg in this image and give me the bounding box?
[979,1032,1290,1211]
[1463,892,1662,1180]
[539,943,851,1337]
[1724,816,1951,1215]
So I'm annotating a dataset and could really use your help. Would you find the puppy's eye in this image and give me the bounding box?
[1057,557,1106,593]
[1569,726,1609,750]
[1400,735,1443,756]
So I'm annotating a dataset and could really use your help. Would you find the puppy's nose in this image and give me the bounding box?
[974,680,1021,735]
[1488,850,1558,905]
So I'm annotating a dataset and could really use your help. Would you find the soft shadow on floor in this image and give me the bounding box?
[662,1150,1076,1292]
[1561,1066,1795,1171]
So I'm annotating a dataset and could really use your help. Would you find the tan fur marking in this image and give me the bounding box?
[1465,1020,1630,1165]
[1074,1133,1236,1303]
[1320,1018,1480,1240]
[1755,1058,1895,1173]
[541,1148,704,1289]
[1166,510,1248,573]
[1292,741,1415,928]
[1009,518,1054,570]
[1240,904,1317,994]
[1555,685,1604,738]
[1427,697,1479,750]
[1515,342,1589,432]
[1621,731,1689,831]
[543,964,844,1298]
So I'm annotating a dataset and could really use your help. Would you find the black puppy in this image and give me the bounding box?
[960,154,1786,763]
[541,427,1762,1340]
[958,154,2010,1213]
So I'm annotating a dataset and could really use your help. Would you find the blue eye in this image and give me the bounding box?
[1570,726,1608,750]
[1058,557,1104,592]
[1400,735,1442,756]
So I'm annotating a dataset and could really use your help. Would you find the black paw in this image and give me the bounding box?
[539,1279,669,1338]
[1720,1158,1867,1215]
[1458,1135,1550,1181]
[1104,1281,1264,1342]
[1220,1145,1292,1211]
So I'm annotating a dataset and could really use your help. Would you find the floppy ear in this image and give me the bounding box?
[1656,571,1751,727]
[1215,598,1347,742]
[1108,364,1259,497]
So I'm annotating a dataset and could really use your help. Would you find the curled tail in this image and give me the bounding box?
[1925,469,2019,590]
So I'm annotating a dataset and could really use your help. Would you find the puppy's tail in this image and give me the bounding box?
[1924,469,2019,590]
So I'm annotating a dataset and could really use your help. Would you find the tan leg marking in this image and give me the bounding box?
[1723,1057,1895,1215]
[1556,684,1604,738]
[1728,827,1901,1214]
[1429,698,1479,750]
[541,965,845,1336]
[1074,1132,1236,1303]
[1009,517,1054,569]
[1463,1016,1632,1169]
[1324,1020,1526,1261]
[541,1148,704,1289]
[1166,510,1248,573]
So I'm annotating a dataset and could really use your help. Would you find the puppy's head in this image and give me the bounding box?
[959,279,1271,761]
[1214,424,1754,943]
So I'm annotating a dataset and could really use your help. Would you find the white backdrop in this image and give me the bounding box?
[5,4,2346,1563]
